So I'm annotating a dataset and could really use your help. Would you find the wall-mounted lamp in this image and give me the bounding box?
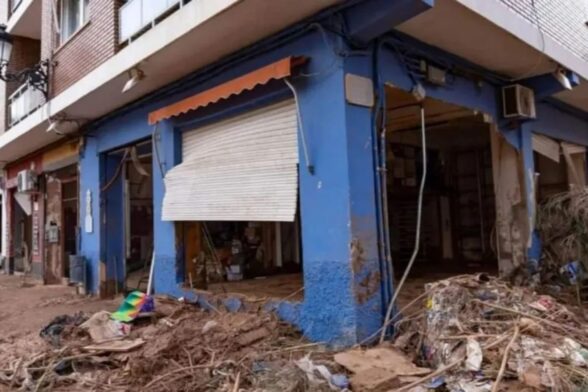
[554,68,573,91]
[46,116,83,135]
[122,67,145,93]
[0,25,50,98]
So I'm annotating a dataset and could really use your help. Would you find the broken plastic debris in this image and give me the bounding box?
[465,339,483,371]
[295,355,340,390]
[202,320,219,334]
[79,311,131,343]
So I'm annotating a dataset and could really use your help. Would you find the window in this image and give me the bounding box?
[59,0,89,43]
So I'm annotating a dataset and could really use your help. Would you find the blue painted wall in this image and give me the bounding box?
[77,0,588,345]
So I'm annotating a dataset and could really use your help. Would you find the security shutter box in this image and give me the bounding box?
[163,99,299,222]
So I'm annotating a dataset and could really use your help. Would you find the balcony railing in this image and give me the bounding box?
[9,0,23,15]
[8,83,44,128]
[119,0,184,44]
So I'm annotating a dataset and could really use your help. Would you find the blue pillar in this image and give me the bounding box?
[151,120,182,295]
[79,136,101,293]
[296,55,383,347]
[519,124,539,268]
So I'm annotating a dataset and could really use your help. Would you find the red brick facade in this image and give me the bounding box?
[41,0,120,97]
[4,36,41,129]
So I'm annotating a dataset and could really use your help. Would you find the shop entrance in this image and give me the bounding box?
[44,164,79,284]
[102,139,154,295]
[12,190,32,274]
[384,87,499,305]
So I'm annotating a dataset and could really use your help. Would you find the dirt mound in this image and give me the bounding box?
[0,297,339,391]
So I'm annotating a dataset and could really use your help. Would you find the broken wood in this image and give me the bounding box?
[491,324,520,392]
[83,338,145,353]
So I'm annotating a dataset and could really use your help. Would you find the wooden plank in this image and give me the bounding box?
[84,338,145,353]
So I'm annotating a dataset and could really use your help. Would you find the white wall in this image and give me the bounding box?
[499,0,588,61]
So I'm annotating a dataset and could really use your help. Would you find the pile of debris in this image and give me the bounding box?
[537,188,588,276]
[388,274,588,391]
[0,295,347,391]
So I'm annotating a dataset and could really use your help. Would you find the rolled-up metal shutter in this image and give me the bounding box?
[163,99,298,222]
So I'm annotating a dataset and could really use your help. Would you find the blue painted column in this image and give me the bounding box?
[79,136,101,294]
[296,54,383,347]
[151,120,182,295]
[519,124,539,268]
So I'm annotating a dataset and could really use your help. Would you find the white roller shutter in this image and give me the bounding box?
[163,99,298,222]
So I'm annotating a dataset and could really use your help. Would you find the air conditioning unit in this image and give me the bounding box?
[17,170,37,193]
[502,84,536,119]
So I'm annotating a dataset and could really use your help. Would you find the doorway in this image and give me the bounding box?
[44,164,79,284]
[384,86,499,306]
[102,139,154,295]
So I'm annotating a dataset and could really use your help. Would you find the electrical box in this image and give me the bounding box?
[502,84,536,119]
[16,170,37,193]
[46,225,60,244]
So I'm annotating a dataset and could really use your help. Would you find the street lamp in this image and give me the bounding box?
[0,25,50,98]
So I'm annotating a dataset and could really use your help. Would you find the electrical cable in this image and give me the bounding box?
[513,0,548,80]
[101,148,129,193]
[298,23,341,79]
[284,78,314,174]
[152,123,166,179]
[379,105,427,344]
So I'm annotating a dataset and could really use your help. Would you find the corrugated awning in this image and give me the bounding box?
[148,56,305,125]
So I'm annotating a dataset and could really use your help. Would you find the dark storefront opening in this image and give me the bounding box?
[102,139,154,294]
[124,149,154,292]
[13,191,32,274]
[44,164,79,284]
[385,86,499,305]
[181,216,303,300]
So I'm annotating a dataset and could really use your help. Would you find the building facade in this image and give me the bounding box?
[0,0,587,346]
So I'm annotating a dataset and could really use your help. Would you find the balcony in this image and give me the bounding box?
[6,0,42,40]
[8,83,44,128]
[9,0,24,15]
[119,0,186,44]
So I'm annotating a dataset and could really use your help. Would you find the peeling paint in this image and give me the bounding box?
[350,238,365,275]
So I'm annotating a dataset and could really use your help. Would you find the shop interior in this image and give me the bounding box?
[101,140,154,294]
[181,217,302,300]
[384,86,499,304]
[44,164,80,283]
[122,142,154,292]
[533,134,586,203]
[13,191,32,273]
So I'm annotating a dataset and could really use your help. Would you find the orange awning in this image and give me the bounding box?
[148,56,306,125]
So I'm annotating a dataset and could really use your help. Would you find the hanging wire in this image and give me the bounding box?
[379,105,427,344]
[152,122,166,179]
[284,78,314,174]
[101,148,130,193]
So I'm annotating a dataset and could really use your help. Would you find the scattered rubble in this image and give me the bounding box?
[392,274,588,392]
[0,294,340,391]
[2,274,587,391]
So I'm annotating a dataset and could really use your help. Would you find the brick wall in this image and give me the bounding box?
[41,0,120,97]
[499,0,588,61]
[6,37,41,98]
[2,37,41,131]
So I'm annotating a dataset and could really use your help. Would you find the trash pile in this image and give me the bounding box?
[0,292,348,391]
[537,188,588,274]
[392,274,588,392]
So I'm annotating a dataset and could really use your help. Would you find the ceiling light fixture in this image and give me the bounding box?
[122,68,145,93]
[554,68,572,90]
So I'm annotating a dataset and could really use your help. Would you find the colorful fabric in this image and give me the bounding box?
[111,291,154,322]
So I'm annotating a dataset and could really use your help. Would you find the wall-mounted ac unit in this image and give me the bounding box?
[502,84,536,119]
[17,170,37,193]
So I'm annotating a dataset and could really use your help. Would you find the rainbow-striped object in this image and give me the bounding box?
[111,291,154,322]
